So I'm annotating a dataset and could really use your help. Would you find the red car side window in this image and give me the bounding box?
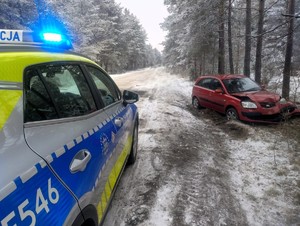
[198,78,212,89]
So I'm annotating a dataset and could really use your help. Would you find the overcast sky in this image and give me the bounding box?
[115,0,169,52]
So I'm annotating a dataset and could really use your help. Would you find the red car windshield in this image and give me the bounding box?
[223,77,261,93]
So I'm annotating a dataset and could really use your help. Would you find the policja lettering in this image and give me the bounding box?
[0,30,21,42]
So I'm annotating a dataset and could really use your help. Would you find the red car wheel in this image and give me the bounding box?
[226,107,239,120]
[192,97,200,109]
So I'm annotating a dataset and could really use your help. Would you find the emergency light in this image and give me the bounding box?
[35,29,72,49]
[37,31,72,49]
[0,29,72,50]
[42,33,63,42]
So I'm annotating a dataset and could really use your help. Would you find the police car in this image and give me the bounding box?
[0,29,139,225]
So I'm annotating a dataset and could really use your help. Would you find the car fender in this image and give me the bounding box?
[224,97,241,114]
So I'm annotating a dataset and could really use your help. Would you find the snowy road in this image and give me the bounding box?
[102,68,300,226]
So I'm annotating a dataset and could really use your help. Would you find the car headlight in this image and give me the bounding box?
[241,101,257,109]
[279,98,287,104]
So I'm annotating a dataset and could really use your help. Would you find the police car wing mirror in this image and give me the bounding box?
[123,90,139,105]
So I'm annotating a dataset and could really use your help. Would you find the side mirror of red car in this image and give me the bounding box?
[215,88,224,94]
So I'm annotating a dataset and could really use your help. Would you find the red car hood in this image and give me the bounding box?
[232,91,281,102]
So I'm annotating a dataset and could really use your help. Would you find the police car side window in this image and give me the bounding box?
[86,66,121,107]
[51,65,97,117]
[24,69,59,122]
[24,64,97,122]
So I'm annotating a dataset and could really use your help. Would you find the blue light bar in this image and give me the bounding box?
[37,30,72,49]
[42,33,62,42]
[0,29,73,50]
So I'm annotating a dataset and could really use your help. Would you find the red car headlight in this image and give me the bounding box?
[279,98,287,104]
[241,101,258,109]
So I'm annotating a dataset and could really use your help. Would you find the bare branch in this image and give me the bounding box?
[251,20,289,38]
[282,13,300,18]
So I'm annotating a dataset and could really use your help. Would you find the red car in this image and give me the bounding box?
[192,74,300,123]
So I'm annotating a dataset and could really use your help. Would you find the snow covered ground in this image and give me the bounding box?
[102,68,300,226]
[268,72,300,104]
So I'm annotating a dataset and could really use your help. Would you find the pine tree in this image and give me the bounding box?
[282,0,296,99]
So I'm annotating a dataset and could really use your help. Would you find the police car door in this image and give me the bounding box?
[85,66,134,190]
[0,81,81,226]
[23,63,116,225]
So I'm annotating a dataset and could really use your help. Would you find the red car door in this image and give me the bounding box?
[194,78,213,108]
[208,78,227,113]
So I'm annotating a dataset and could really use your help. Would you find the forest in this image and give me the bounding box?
[0,0,162,73]
[1,0,299,100]
[162,0,300,100]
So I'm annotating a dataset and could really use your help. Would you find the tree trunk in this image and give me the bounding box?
[218,0,225,74]
[244,0,252,77]
[236,21,242,74]
[202,51,206,75]
[194,57,197,78]
[228,0,234,74]
[282,0,295,100]
[104,62,108,72]
[212,39,217,74]
[254,0,265,84]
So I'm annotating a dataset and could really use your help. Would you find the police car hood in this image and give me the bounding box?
[0,94,42,189]
[232,90,280,103]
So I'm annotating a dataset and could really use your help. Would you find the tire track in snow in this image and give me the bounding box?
[158,116,248,226]
[133,69,248,226]
[103,68,248,226]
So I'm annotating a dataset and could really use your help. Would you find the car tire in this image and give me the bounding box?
[127,121,138,165]
[192,97,201,109]
[72,205,98,226]
[226,107,239,121]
